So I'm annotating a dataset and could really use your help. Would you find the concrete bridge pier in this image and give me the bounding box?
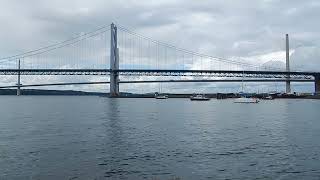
[109,23,119,97]
[315,75,320,94]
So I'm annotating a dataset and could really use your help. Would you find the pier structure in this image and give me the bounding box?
[109,23,119,97]
[286,34,291,94]
[17,60,21,96]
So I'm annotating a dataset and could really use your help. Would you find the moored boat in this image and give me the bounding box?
[262,95,274,100]
[234,97,259,103]
[190,94,210,101]
[155,94,169,99]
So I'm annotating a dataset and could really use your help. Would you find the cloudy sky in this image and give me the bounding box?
[0,0,319,93]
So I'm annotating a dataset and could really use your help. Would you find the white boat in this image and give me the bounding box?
[155,84,168,99]
[190,94,210,101]
[234,76,259,103]
[155,94,168,99]
[234,72,260,104]
[234,97,259,103]
[263,95,274,100]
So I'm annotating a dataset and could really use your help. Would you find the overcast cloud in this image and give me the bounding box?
[0,0,319,93]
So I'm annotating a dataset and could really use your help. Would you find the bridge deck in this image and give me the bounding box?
[0,79,314,89]
[0,69,318,79]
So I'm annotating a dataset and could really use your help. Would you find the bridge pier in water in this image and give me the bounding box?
[109,23,119,97]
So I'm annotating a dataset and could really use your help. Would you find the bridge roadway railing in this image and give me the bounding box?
[0,69,318,80]
[117,69,317,79]
[0,69,111,75]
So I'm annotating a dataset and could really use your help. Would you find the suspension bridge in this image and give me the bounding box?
[0,23,319,97]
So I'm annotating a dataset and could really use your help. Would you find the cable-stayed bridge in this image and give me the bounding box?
[0,23,319,96]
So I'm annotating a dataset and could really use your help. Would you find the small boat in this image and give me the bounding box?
[155,84,168,99]
[190,94,210,101]
[155,94,169,99]
[262,95,274,100]
[234,97,259,103]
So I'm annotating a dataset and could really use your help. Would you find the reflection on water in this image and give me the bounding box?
[0,97,320,179]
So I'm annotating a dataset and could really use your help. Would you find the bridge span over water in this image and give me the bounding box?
[0,23,319,96]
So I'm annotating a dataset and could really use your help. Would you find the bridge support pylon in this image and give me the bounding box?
[17,59,21,96]
[109,23,119,97]
[285,34,291,93]
[315,75,320,94]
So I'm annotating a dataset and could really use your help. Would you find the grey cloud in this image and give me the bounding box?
[291,46,320,71]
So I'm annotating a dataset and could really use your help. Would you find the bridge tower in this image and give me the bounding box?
[110,23,120,97]
[17,59,21,96]
[285,34,291,93]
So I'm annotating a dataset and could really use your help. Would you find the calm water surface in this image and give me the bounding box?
[0,96,320,180]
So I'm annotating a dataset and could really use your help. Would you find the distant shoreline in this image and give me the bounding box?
[0,89,319,99]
